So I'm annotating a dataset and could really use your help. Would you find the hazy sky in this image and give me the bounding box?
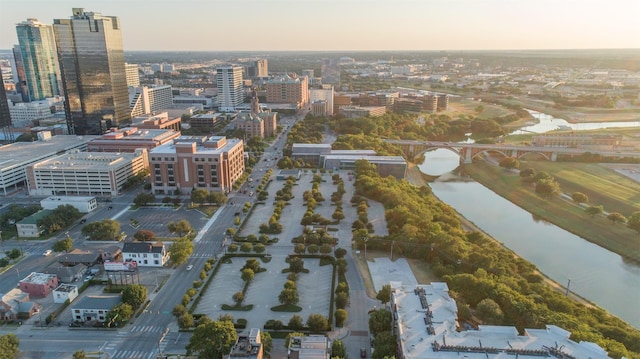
[1,0,638,51]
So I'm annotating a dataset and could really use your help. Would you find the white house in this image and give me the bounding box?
[52,284,79,304]
[121,242,168,267]
[71,296,121,323]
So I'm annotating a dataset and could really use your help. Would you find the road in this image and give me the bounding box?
[2,111,366,358]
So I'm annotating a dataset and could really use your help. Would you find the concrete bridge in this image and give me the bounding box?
[383,139,640,164]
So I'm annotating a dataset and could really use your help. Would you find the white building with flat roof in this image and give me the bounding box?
[390,282,611,359]
[129,85,173,118]
[25,149,148,197]
[52,284,79,303]
[0,135,96,195]
[41,195,97,213]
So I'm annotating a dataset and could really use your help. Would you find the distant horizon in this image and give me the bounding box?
[1,0,638,52]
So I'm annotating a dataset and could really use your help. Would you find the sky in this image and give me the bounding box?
[0,0,639,52]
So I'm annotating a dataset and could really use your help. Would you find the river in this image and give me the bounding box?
[418,113,640,328]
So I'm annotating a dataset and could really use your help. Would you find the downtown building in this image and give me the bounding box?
[217,65,244,112]
[53,8,130,135]
[264,73,309,109]
[14,18,61,102]
[309,84,334,117]
[149,136,244,195]
[236,89,277,138]
[25,148,148,197]
[128,85,173,118]
[87,127,180,153]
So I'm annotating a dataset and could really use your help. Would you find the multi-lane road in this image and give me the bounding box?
[0,113,302,358]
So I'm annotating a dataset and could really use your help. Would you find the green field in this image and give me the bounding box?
[464,161,640,263]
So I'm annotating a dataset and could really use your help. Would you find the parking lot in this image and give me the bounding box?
[196,256,332,330]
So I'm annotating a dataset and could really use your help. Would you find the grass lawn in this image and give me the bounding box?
[445,99,514,119]
[464,161,640,263]
[519,161,640,216]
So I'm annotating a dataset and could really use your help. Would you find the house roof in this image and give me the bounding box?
[45,262,87,277]
[122,242,164,254]
[73,296,121,310]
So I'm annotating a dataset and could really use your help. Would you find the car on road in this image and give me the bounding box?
[43,250,52,256]
[186,265,193,271]
[80,218,87,224]
[360,348,367,358]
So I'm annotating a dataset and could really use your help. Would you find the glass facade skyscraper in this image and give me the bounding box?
[53,8,130,135]
[15,18,61,102]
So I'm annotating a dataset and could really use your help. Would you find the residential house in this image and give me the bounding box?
[71,295,121,323]
[121,242,168,267]
[0,289,39,321]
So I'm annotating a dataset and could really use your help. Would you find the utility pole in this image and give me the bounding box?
[565,279,571,297]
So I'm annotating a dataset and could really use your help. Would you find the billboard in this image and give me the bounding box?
[104,261,137,272]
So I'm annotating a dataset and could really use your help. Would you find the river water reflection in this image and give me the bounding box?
[418,146,640,327]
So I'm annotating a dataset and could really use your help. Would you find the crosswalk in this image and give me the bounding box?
[102,327,169,359]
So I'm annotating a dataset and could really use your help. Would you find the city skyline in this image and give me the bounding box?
[0,0,639,52]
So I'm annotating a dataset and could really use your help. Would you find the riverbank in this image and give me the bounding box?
[461,161,640,263]
[405,164,596,307]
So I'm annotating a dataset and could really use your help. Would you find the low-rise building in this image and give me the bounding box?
[132,112,181,131]
[59,249,103,267]
[390,281,611,359]
[121,242,168,267]
[189,112,225,130]
[228,328,263,359]
[25,149,149,197]
[45,262,87,283]
[0,289,39,321]
[71,295,121,323]
[52,284,79,303]
[322,154,407,179]
[18,272,58,298]
[287,335,330,359]
[16,209,52,237]
[339,105,386,118]
[87,127,180,153]
[40,196,97,213]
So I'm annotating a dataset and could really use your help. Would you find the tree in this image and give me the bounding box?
[81,219,120,240]
[372,331,397,359]
[376,284,391,305]
[253,243,266,254]
[133,192,155,206]
[369,309,392,337]
[186,320,238,359]
[241,268,255,283]
[288,257,305,273]
[585,205,604,217]
[240,242,253,253]
[0,334,19,359]
[133,229,156,242]
[535,178,559,198]
[307,244,319,254]
[334,248,347,259]
[191,189,209,204]
[232,291,244,306]
[475,298,504,324]
[499,157,519,170]
[288,314,304,330]
[306,313,329,332]
[178,312,195,329]
[168,219,194,237]
[73,351,87,359]
[53,237,73,252]
[571,192,589,204]
[105,303,133,327]
[319,244,333,255]
[278,288,299,305]
[170,238,194,265]
[294,243,306,254]
[122,284,147,309]
[335,309,348,327]
[260,331,273,357]
[331,339,347,358]
[607,212,627,224]
[335,292,350,309]
[628,211,640,234]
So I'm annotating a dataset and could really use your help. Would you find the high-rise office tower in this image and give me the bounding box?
[216,65,243,112]
[125,63,140,88]
[53,8,130,135]
[14,19,61,102]
[0,76,15,142]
